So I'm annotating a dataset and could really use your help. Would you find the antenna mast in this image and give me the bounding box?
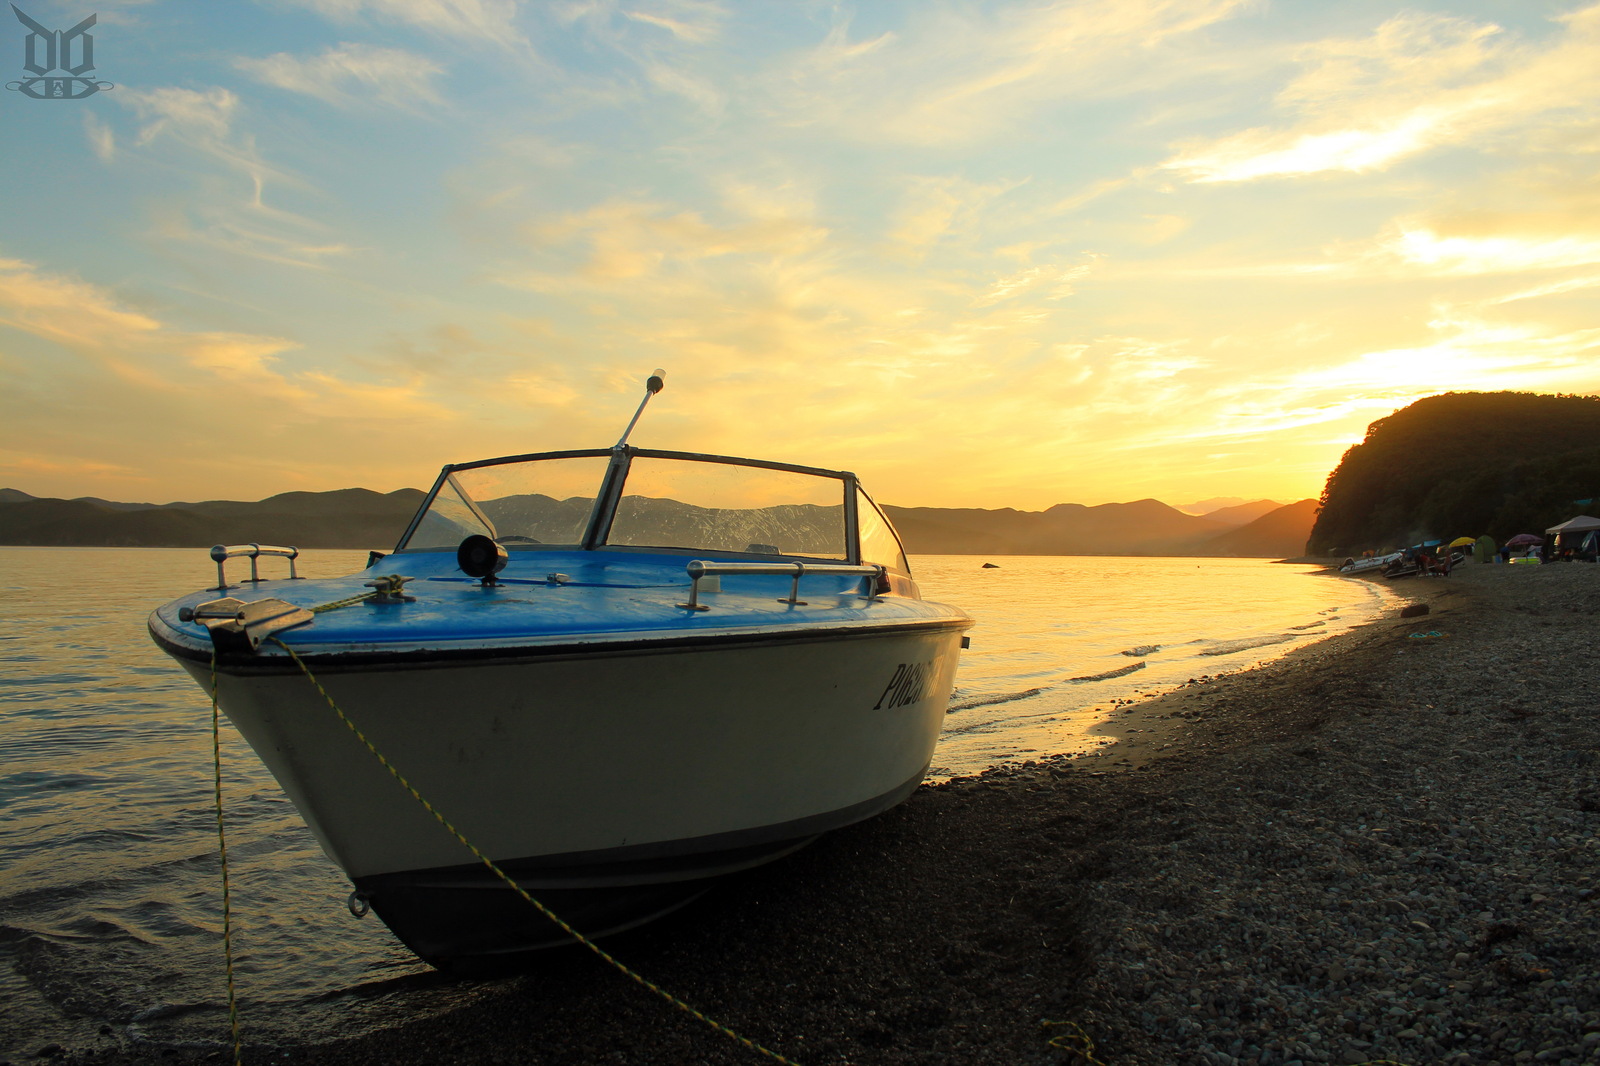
[615,369,666,448]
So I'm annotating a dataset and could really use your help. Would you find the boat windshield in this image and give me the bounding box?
[608,455,846,558]
[396,452,854,560]
[856,487,908,573]
[400,455,612,551]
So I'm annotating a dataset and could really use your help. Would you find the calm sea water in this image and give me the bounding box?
[0,547,1391,1056]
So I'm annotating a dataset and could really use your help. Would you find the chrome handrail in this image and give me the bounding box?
[678,559,885,612]
[210,543,300,590]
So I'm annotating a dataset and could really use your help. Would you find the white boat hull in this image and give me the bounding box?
[182,623,964,963]
[1339,552,1402,574]
[151,435,974,966]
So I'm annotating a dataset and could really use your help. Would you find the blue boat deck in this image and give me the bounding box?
[152,549,961,654]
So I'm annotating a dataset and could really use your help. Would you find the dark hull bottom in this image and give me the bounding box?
[355,835,816,970]
[349,768,927,968]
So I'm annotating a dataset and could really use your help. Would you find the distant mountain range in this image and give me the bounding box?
[1174,496,1279,516]
[0,488,426,550]
[0,487,1318,559]
[880,497,1310,558]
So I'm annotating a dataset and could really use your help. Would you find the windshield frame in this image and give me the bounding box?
[393,446,910,571]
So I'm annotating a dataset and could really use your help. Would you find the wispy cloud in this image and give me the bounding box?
[1149,190,1600,283]
[237,43,446,111]
[83,113,116,162]
[1491,273,1600,304]
[887,175,1026,253]
[0,256,160,349]
[129,85,240,144]
[1383,227,1600,276]
[118,85,353,269]
[122,84,302,203]
[1164,5,1600,181]
[640,59,723,114]
[1283,312,1600,396]
[974,263,1091,306]
[0,256,294,387]
[624,1,726,44]
[283,0,526,46]
[510,195,828,284]
[149,208,356,272]
[766,0,1252,146]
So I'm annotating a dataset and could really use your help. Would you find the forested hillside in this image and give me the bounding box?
[1306,392,1600,555]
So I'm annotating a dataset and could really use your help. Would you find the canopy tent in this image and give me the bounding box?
[1546,515,1600,535]
[1548,515,1600,556]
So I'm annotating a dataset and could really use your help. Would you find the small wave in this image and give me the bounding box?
[948,687,1048,712]
[1065,661,1146,683]
[131,1002,214,1023]
[1120,644,1160,657]
[1288,621,1327,631]
[1198,634,1296,657]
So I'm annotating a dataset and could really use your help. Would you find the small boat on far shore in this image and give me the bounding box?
[1339,552,1402,574]
[1379,544,1465,579]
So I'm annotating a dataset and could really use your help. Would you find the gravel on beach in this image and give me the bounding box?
[37,562,1600,1066]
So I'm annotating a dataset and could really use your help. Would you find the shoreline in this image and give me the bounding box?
[38,562,1600,1066]
[1074,564,1432,774]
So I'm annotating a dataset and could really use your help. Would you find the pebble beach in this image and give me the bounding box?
[33,561,1600,1066]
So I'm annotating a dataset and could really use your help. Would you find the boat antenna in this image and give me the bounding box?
[615,368,665,448]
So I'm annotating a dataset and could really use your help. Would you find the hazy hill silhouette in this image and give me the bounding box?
[1177,496,1278,515]
[883,498,1315,558]
[1200,499,1320,558]
[882,499,1224,556]
[1203,499,1286,526]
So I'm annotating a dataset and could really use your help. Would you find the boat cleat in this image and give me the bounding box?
[363,575,416,603]
[180,596,315,653]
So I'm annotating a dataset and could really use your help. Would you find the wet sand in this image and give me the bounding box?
[44,561,1600,1066]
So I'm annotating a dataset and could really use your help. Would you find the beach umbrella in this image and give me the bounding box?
[1449,536,1475,547]
[1505,533,1544,548]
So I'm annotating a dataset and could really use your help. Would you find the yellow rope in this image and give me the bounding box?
[309,592,377,613]
[309,575,414,613]
[208,652,244,1066]
[265,637,802,1066]
[1042,1019,1106,1064]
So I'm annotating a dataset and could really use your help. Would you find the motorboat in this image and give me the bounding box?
[148,373,972,967]
[1338,552,1402,575]
[1381,544,1464,579]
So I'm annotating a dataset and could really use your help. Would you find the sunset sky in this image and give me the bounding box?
[2,0,1598,510]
